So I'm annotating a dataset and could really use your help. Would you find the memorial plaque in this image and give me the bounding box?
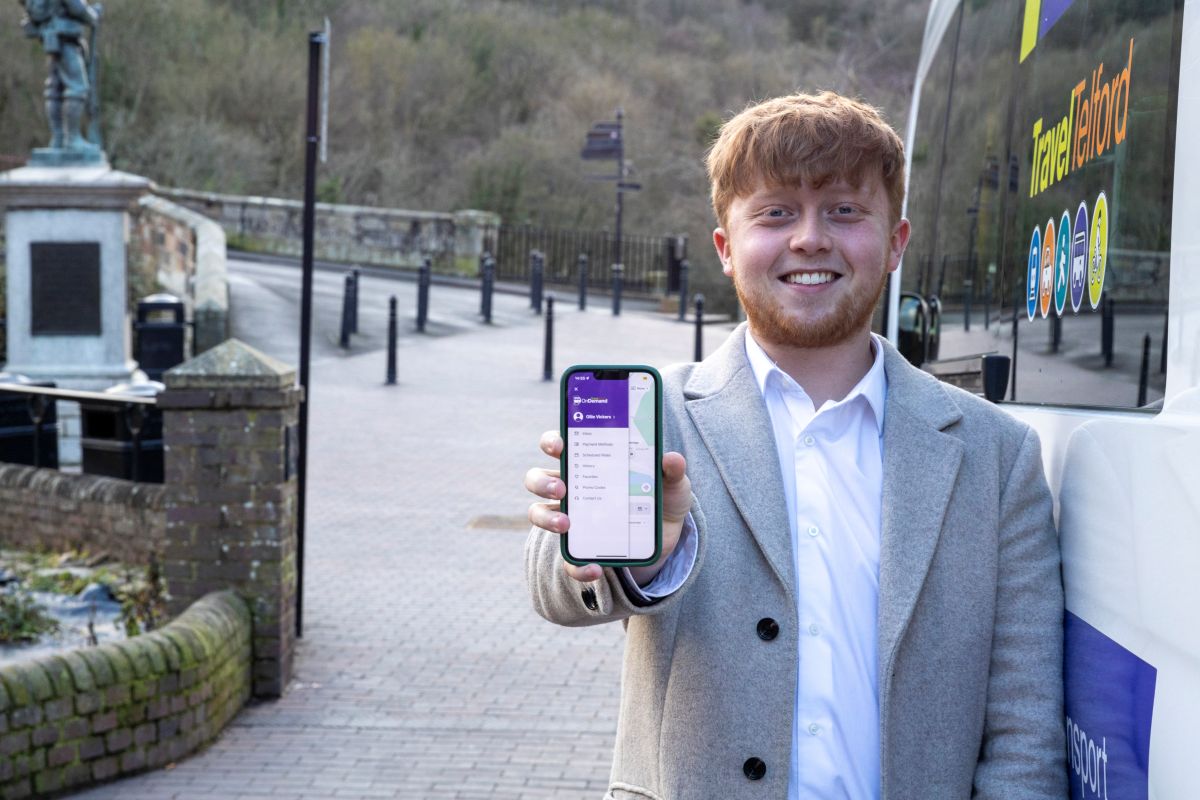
[30,242,102,335]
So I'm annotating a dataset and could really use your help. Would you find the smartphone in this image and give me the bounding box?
[559,365,663,567]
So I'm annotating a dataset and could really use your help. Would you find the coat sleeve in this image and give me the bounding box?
[973,426,1067,798]
[524,495,706,627]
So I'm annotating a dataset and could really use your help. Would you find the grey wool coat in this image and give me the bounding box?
[526,325,1066,799]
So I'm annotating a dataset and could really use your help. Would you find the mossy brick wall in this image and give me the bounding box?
[0,465,165,564]
[0,591,250,799]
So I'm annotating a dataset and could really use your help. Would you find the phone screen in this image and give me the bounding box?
[564,368,658,562]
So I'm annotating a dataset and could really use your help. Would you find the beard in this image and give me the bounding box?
[731,264,887,350]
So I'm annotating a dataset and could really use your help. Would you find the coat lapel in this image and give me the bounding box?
[684,325,796,601]
[876,343,965,693]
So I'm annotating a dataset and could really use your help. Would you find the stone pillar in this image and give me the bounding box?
[158,339,300,698]
[0,165,153,464]
[453,209,501,275]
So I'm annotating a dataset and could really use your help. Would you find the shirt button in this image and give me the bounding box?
[807,525,820,537]
[802,434,815,447]
[808,723,821,736]
[581,587,598,611]
[743,757,766,780]
[808,623,820,636]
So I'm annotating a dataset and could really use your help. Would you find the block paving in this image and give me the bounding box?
[72,282,734,799]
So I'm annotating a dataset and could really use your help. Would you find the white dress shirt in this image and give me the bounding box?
[630,332,887,798]
[746,332,886,799]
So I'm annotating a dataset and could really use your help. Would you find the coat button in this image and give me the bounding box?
[743,757,766,780]
[581,587,598,611]
[756,618,779,641]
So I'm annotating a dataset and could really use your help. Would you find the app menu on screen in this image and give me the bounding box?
[566,371,656,560]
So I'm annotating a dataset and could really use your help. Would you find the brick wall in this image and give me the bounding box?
[0,590,251,798]
[0,465,166,565]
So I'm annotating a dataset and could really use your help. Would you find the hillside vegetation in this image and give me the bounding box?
[0,0,928,302]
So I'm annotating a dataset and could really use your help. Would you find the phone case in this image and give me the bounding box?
[559,364,663,568]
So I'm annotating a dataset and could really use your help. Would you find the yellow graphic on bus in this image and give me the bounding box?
[1029,38,1133,199]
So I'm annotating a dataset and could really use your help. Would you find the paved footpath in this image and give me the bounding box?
[73,282,735,800]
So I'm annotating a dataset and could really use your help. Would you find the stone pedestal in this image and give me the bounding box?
[0,164,153,462]
[159,339,301,698]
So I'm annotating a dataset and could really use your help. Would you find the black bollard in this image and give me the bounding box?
[962,279,973,332]
[678,258,690,322]
[1050,314,1061,353]
[612,263,624,316]
[1101,296,1115,367]
[482,254,495,324]
[1010,310,1019,401]
[350,268,361,334]
[339,273,353,348]
[531,250,544,314]
[1137,333,1151,406]
[416,257,431,333]
[578,253,589,310]
[1161,311,1168,374]
[386,295,398,385]
[543,295,555,382]
[693,293,705,362]
[479,251,490,317]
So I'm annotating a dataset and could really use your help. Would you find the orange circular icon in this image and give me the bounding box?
[1040,217,1055,319]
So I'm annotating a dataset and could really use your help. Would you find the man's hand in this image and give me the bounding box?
[525,430,691,585]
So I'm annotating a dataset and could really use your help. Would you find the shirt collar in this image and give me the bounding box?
[744,331,887,429]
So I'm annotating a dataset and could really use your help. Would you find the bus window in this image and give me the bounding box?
[903,0,1182,410]
[1003,0,1181,409]
[925,0,1021,361]
[901,5,960,343]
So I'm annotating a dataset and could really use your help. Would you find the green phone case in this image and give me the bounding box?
[559,364,663,568]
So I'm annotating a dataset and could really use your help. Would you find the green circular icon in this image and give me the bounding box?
[1088,192,1108,309]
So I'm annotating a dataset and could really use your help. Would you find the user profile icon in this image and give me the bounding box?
[573,411,584,422]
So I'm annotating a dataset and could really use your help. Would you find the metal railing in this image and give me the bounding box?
[495,224,671,294]
[0,384,161,483]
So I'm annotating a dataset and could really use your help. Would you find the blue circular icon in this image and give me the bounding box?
[1027,226,1042,321]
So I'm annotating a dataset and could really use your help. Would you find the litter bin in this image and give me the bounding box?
[79,378,164,482]
[0,372,59,468]
[134,293,188,382]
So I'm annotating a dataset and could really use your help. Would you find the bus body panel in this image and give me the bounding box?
[901,1,1200,795]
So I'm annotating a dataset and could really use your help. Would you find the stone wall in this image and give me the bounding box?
[157,186,499,275]
[130,195,229,356]
[0,591,251,798]
[0,465,166,565]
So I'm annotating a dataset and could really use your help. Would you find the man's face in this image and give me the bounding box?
[713,171,910,350]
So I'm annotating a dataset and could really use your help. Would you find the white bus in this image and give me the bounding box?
[892,0,1198,796]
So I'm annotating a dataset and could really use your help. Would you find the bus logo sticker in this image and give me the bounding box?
[1071,201,1089,312]
[1027,226,1042,321]
[1065,612,1155,800]
[1089,191,1109,308]
[1040,217,1056,318]
[1055,210,1071,316]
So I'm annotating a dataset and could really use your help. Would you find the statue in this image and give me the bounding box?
[18,0,105,165]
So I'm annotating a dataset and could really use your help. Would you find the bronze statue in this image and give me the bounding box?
[18,0,104,163]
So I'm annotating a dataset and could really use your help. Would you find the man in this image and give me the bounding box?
[19,0,102,154]
[525,91,1064,798]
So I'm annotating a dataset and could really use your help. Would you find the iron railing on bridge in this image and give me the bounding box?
[495,225,677,295]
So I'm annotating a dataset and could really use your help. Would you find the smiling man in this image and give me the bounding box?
[525,91,1065,799]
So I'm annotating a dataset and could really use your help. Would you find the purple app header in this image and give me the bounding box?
[568,372,627,428]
